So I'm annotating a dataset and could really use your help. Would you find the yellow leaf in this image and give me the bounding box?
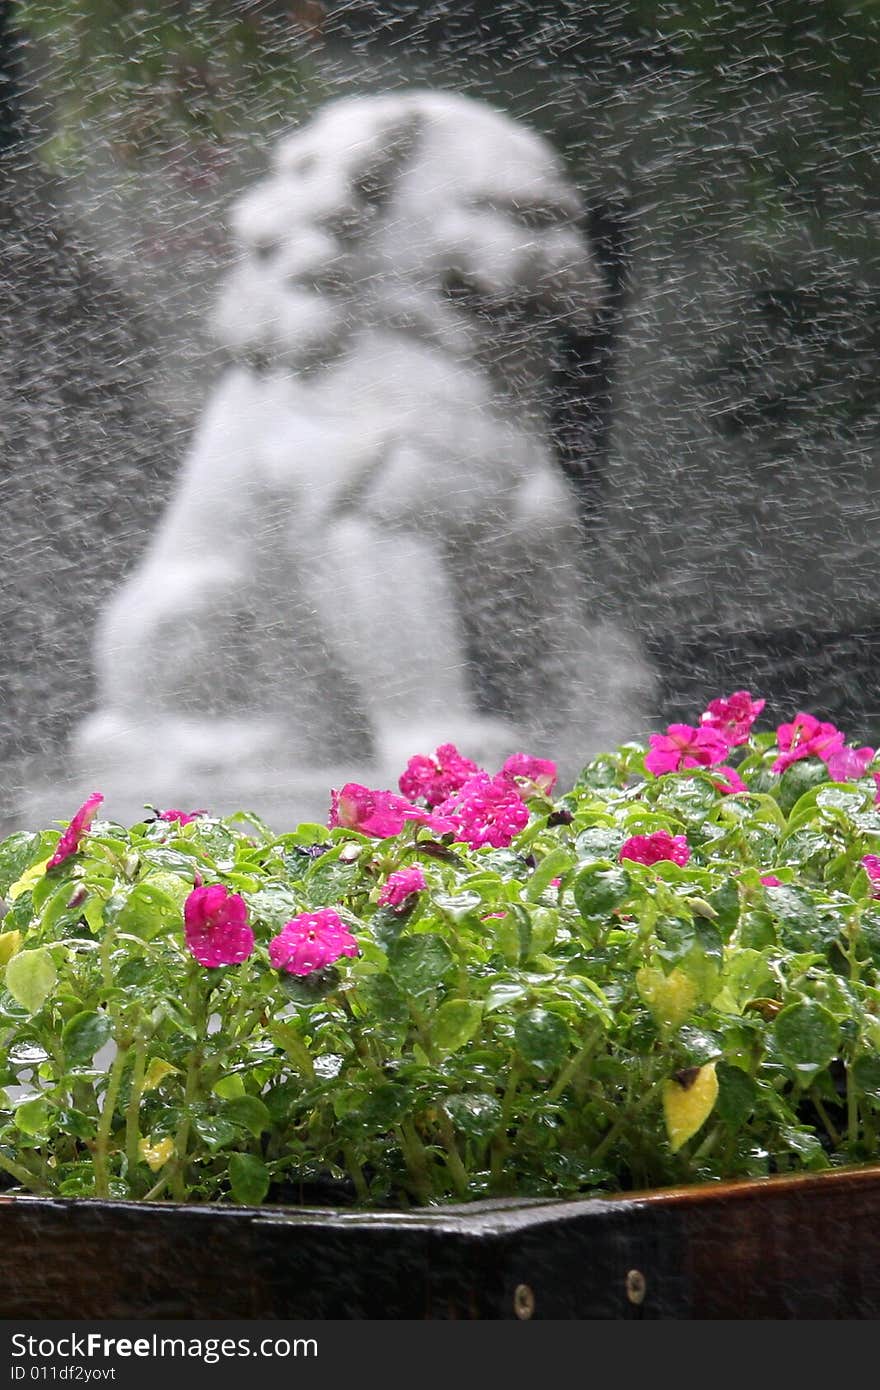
[663,1062,719,1154]
[7,860,50,902]
[0,930,22,966]
[138,1135,174,1172]
[142,1058,179,1092]
[636,965,697,1033]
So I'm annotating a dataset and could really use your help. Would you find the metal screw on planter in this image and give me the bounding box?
[69,89,654,830]
[625,1269,647,1306]
[513,1283,536,1320]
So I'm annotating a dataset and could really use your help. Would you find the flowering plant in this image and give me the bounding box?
[1,697,879,1208]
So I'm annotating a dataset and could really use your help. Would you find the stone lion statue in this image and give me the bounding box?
[74,90,654,821]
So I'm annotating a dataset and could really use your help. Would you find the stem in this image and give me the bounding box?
[342,1143,370,1203]
[397,1119,432,1204]
[845,912,863,1150]
[0,1149,49,1195]
[591,1077,666,1164]
[94,1044,129,1198]
[437,1106,469,1199]
[142,1170,172,1202]
[810,1093,841,1148]
[125,1039,148,1181]
[168,963,207,1202]
[547,1025,602,1102]
[489,1058,521,1190]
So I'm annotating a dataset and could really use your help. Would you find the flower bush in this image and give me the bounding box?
[1,696,880,1209]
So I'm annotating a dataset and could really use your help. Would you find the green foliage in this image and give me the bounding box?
[14,0,321,160]
[0,720,879,1210]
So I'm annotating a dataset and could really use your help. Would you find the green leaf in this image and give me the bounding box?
[525,847,573,901]
[222,1095,271,1139]
[190,1114,240,1151]
[212,1073,246,1100]
[575,826,624,861]
[514,1007,570,1072]
[444,1093,502,1139]
[5,949,58,1015]
[359,1083,409,1127]
[484,980,529,1013]
[0,833,41,896]
[715,1062,758,1126]
[573,863,631,920]
[304,855,361,905]
[228,1153,270,1206]
[433,891,483,923]
[14,1097,52,1136]
[774,1000,840,1078]
[852,1055,880,1100]
[776,759,833,815]
[708,877,740,941]
[112,875,189,941]
[636,965,697,1033]
[433,999,483,1054]
[62,1010,112,1065]
[388,934,453,996]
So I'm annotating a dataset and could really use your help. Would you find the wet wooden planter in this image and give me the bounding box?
[4,1165,880,1318]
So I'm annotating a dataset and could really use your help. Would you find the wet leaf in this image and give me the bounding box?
[636,965,697,1033]
[663,1062,719,1153]
[5,949,57,1015]
[229,1153,270,1206]
[514,1007,570,1072]
[433,999,482,1055]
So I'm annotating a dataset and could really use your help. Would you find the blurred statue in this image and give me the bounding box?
[74,90,653,822]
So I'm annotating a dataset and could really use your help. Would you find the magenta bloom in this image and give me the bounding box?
[378,865,427,909]
[399,743,481,807]
[760,875,783,887]
[644,724,730,776]
[184,884,255,968]
[269,909,359,976]
[157,807,207,825]
[619,830,691,867]
[436,772,529,850]
[825,744,875,782]
[700,690,765,746]
[863,855,880,899]
[329,783,455,838]
[46,792,104,870]
[501,753,558,796]
[712,764,748,795]
[772,712,845,774]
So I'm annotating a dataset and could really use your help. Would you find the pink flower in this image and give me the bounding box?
[436,772,529,850]
[825,744,875,782]
[501,753,558,797]
[378,865,427,909]
[46,792,104,870]
[772,712,845,774]
[184,884,255,968]
[700,691,765,746]
[712,765,748,795]
[329,783,455,838]
[619,830,691,867]
[399,743,480,807]
[760,875,783,887]
[157,808,207,825]
[644,724,730,776]
[269,909,359,976]
[862,855,880,899]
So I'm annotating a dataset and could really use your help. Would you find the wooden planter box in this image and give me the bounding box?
[4,1165,880,1318]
